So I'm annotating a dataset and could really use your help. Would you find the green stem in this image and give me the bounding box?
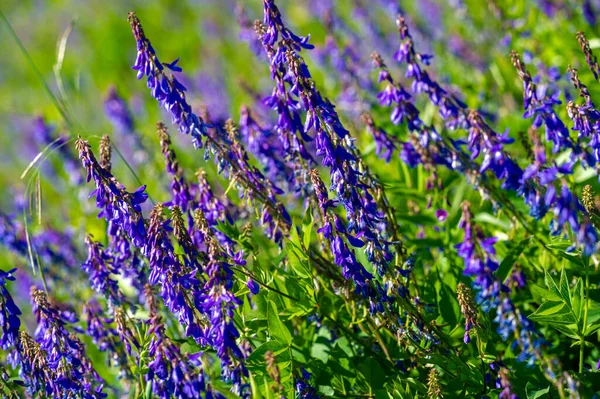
[579,270,590,373]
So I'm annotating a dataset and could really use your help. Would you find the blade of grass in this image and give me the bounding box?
[0,9,73,126]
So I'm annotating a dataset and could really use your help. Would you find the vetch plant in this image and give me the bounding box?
[2,0,600,398]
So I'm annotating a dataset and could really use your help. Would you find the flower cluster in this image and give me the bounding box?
[0,268,21,351]
[75,136,148,248]
[81,236,124,305]
[258,0,394,274]
[157,122,195,212]
[145,297,209,399]
[128,12,209,148]
[457,202,542,365]
[29,289,106,397]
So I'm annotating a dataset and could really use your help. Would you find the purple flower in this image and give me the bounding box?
[511,51,572,154]
[577,32,600,81]
[82,236,124,305]
[435,209,448,222]
[157,123,195,212]
[0,268,21,350]
[458,203,543,365]
[295,368,321,398]
[75,136,148,248]
[144,204,203,341]
[192,210,249,395]
[239,106,301,194]
[128,12,209,149]
[310,170,374,298]
[30,289,106,398]
[258,2,393,273]
[247,278,260,295]
[83,300,129,377]
[145,307,208,399]
[496,366,518,399]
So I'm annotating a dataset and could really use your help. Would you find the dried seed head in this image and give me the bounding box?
[457,282,479,343]
[510,50,531,82]
[265,351,283,392]
[254,20,266,38]
[427,368,443,398]
[99,135,112,171]
[582,185,595,214]
[576,31,600,81]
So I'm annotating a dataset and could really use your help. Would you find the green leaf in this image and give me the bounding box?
[530,284,562,302]
[145,380,154,399]
[544,271,562,300]
[571,278,584,322]
[288,248,311,279]
[267,300,292,346]
[437,282,460,325]
[529,301,566,318]
[311,327,332,363]
[317,386,335,396]
[525,382,550,399]
[245,341,289,370]
[586,323,600,336]
[558,269,571,308]
[528,301,577,325]
[473,212,511,230]
[496,236,531,282]
[548,322,580,340]
[357,357,386,390]
[302,211,313,250]
[555,251,583,267]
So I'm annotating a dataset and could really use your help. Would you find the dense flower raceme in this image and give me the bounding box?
[510,52,598,254]
[191,209,249,396]
[309,168,435,347]
[239,105,302,195]
[142,202,249,395]
[75,136,148,248]
[309,169,374,299]
[567,64,600,169]
[576,31,600,81]
[156,123,234,249]
[392,16,527,193]
[129,14,291,244]
[510,50,574,154]
[145,295,209,399]
[81,235,125,305]
[369,51,454,170]
[29,289,106,398]
[457,202,542,365]
[128,12,210,149]
[75,132,251,393]
[157,122,195,212]
[82,300,129,377]
[392,15,598,255]
[258,0,395,274]
[0,268,21,351]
